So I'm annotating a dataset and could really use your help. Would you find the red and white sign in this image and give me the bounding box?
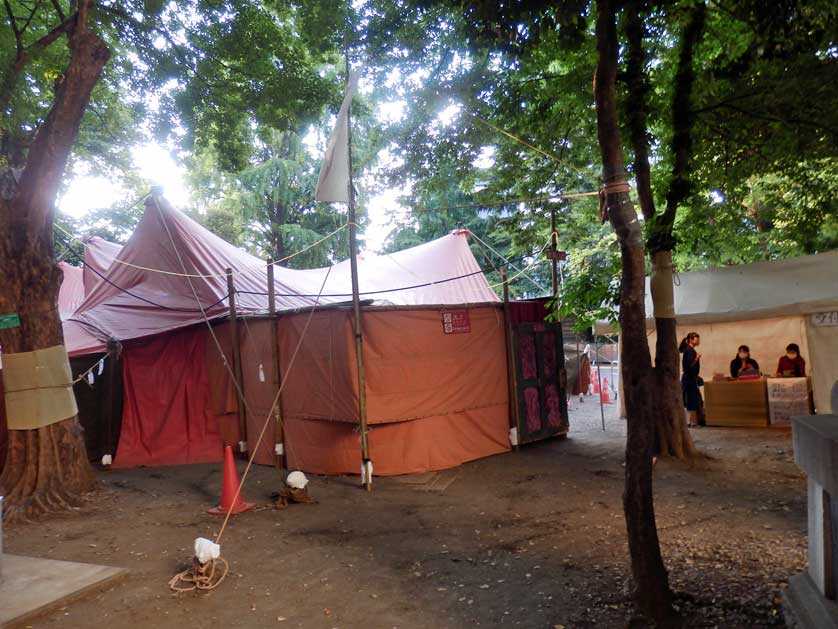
[442,310,471,334]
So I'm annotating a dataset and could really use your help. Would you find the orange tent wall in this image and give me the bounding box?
[112,304,512,474]
[277,305,511,475]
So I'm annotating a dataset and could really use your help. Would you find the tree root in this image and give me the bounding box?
[0,416,97,524]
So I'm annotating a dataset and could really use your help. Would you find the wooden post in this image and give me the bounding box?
[226,268,248,455]
[267,258,285,469]
[502,269,521,450]
[105,340,119,461]
[345,55,371,491]
[550,205,558,298]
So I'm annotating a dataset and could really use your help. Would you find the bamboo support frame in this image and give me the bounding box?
[345,55,371,491]
[267,258,285,469]
[226,268,248,454]
[502,269,522,450]
[105,339,119,460]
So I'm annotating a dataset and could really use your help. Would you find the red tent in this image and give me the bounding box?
[61,197,516,474]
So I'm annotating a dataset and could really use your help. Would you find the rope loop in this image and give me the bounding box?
[168,557,229,592]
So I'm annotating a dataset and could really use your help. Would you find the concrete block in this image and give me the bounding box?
[0,554,125,627]
[793,415,838,498]
[785,572,838,629]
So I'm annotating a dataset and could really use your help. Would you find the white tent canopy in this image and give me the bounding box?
[647,251,838,325]
[601,251,838,414]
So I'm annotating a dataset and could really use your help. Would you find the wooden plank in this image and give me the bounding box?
[703,379,769,427]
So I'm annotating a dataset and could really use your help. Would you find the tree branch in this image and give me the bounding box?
[16,20,110,232]
[50,0,64,22]
[25,10,76,55]
[19,0,45,38]
[656,1,707,247]
[75,0,88,36]
[708,102,838,137]
[623,0,655,222]
[4,0,24,56]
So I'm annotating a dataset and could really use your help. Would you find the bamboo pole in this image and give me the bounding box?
[105,340,119,463]
[267,258,285,469]
[345,55,371,491]
[551,206,558,299]
[226,268,248,455]
[502,269,521,450]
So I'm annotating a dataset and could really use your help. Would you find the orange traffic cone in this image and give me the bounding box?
[592,369,600,394]
[208,445,255,515]
[601,377,612,404]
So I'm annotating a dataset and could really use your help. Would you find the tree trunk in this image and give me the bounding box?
[654,316,695,458]
[0,8,110,523]
[595,0,673,622]
[623,0,702,460]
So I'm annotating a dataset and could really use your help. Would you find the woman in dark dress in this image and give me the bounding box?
[730,345,760,378]
[679,332,702,428]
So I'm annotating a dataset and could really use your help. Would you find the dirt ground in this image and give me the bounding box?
[5,398,807,629]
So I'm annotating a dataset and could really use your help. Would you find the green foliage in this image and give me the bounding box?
[361,0,837,325]
[185,117,381,268]
[200,205,245,247]
[555,227,620,332]
[675,159,838,269]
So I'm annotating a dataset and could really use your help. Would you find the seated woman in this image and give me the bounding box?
[730,345,760,378]
[776,343,807,377]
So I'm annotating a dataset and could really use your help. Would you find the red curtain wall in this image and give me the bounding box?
[113,326,226,468]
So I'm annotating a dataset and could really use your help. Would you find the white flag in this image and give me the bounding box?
[315,70,361,203]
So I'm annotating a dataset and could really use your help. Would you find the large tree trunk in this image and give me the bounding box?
[595,0,673,622]
[623,0,704,460]
[0,6,110,523]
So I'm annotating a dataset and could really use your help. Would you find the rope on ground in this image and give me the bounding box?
[152,191,332,564]
[156,192,335,591]
[168,557,229,592]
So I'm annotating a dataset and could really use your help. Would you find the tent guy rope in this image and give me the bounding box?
[468,229,546,292]
[54,220,350,279]
[151,193,336,592]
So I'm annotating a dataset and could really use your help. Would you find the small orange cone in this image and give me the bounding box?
[601,377,612,404]
[592,369,600,394]
[208,445,255,515]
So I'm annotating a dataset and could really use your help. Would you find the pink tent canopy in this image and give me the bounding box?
[58,262,84,321]
[82,236,122,295]
[64,197,498,355]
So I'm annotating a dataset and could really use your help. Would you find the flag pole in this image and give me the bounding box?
[345,45,372,491]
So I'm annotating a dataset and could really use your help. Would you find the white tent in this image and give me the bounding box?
[602,251,838,414]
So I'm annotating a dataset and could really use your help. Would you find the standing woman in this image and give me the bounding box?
[680,332,702,428]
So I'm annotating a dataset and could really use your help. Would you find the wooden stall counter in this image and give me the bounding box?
[703,378,769,427]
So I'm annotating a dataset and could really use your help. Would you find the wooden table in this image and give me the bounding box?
[703,379,769,427]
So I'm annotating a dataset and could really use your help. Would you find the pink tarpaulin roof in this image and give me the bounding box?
[64,197,498,355]
[82,236,122,295]
[58,262,84,321]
